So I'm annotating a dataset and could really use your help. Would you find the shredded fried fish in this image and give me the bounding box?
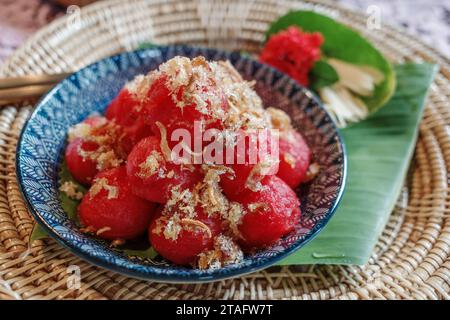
[89,178,119,200]
[181,218,212,238]
[59,181,83,200]
[155,121,173,162]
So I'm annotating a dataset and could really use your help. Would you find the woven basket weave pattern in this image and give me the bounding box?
[0,0,448,300]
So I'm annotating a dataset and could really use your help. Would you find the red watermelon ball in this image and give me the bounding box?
[78,166,157,240]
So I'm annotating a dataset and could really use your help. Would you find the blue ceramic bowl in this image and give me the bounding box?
[16,46,346,282]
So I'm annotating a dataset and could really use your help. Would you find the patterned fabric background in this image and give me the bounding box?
[335,0,449,58]
[0,0,448,63]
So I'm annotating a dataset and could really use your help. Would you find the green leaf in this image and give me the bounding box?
[279,63,437,265]
[138,42,160,50]
[119,246,159,259]
[30,224,49,242]
[238,50,253,59]
[59,160,86,222]
[309,60,339,91]
[266,10,396,113]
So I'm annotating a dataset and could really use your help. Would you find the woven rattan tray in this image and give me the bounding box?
[0,0,448,300]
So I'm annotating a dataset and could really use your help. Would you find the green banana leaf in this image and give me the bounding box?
[120,246,159,259]
[279,63,437,265]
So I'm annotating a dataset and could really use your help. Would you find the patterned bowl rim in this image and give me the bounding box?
[16,45,347,283]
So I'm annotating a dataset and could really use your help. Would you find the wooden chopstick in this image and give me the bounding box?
[0,84,56,101]
[0,73,71,89]
[0,73,72,102]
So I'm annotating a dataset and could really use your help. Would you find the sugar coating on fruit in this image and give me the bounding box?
[68,117,124,172]
[126,74,155,104]
[127,56,226,121]
[149,204,223,265]
[154,121,172,161]
[59,181,84,200]
[197,235,244,270]
[198,166,230,215]
[89,177,119,200]
[267,107,292,130]
[159,214,183,241]
[126,136,202,203]
[125,57,272,132]
[138,150,164,178]
[212,61,270,130]
[181,218,213,238]
[247,202,270,212]
[68,123,92,141]
[165,186,196,216]
[245,158,278,192]
[158,166,246,242]
[283,153,296,169]
[221,201,245,238]
[94,150,123,171]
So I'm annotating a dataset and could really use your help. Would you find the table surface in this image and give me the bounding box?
[0,0,449,63]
